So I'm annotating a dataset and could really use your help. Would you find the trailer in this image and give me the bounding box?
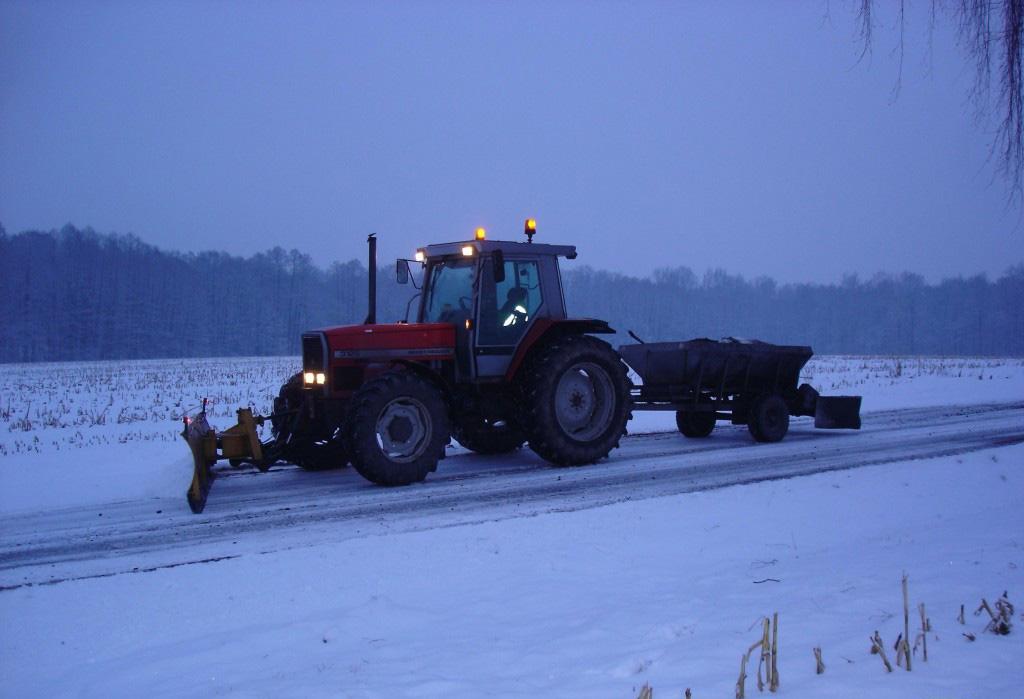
[619,338,861,442]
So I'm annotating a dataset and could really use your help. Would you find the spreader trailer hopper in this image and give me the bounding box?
[618,338,861,442]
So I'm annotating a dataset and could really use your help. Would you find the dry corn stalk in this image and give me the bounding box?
[901,574,912,671]
[757,618,770,691]
[975,593,1014,635]
[771,612,779,691]
[915,602,929,662]
[870,631,893,672]
[737,613,779,698]
[737,638,763,699]
[895,634,910,669]
[636,683,652,699]
[813,646,825,674]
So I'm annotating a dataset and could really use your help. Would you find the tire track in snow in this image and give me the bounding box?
[0,401,1021,589]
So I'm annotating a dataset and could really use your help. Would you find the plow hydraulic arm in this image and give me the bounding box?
[182,402,274,514]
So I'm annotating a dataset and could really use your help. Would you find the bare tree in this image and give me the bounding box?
[856,0,1024,198]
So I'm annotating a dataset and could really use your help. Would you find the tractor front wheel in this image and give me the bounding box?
[290,426,349,471]
[271,372,304,440]
[347,371,449,486]
[521,335,631,466]
[272,372,348,471]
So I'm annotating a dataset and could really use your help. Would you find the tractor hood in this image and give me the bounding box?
[318,322,456,361]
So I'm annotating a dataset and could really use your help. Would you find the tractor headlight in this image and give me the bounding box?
[461,245,474,256]
[303,372,315,385]
[414,249,425,263]
[315,372,326,385]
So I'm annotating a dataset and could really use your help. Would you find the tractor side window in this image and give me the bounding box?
[423,259,476,323]
[477,259,543,346]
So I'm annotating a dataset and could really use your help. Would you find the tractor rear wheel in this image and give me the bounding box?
[347,371,449,486]
[520,335,631,466]
[452,417,525,455]
[676,410,716,438]
[747,394,790,443]
[272,372,348,471]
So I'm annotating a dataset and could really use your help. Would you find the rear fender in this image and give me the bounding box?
[504,318,616,381]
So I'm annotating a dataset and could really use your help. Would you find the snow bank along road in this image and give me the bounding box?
[1,401,1021,590]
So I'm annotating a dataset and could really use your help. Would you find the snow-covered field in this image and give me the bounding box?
[2,355,1020,457]
[1,355,1022,698]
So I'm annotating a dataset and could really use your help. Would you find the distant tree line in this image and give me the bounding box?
[0,224,1021,362]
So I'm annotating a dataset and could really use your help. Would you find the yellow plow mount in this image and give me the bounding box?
[182,406,268,514]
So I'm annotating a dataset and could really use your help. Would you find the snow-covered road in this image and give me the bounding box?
[3,401,1020,591]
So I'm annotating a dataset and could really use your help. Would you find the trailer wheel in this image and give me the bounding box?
[453,417,525,454]
[521,335,631,466]
[347,371,449,486]
[748,394,789,443]
[675,410,716,438]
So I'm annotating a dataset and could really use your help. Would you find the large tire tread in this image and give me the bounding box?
[520,335,632,466]
[347,371,449,486]
[747,393,790,443]
[272,371,348,471]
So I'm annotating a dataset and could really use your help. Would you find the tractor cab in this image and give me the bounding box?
[400,222,578,380]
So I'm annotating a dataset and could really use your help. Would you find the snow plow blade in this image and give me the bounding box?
[182,406,267,514]
[814,395,862,430]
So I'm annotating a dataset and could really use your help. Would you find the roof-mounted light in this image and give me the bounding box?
[524,218,537,243]
[475,227,486,241]
[414,249,425,263]
[461,245,474,256]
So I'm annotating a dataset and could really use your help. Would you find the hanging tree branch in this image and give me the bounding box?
[996,0,1024,193]
[858,0,1024,199]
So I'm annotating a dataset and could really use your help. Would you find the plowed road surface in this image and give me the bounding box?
[2,402,1021,591]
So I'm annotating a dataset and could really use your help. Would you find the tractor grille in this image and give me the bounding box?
[302,334,326,372]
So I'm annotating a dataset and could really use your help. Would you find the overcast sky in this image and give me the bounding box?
[1,0,1021,283]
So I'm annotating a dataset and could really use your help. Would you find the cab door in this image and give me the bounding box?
[474,256,546,378]
[421,256,479,379]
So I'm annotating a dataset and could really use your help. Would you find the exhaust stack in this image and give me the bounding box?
[364,233,377,325]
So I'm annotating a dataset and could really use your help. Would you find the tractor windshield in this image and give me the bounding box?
[422,258,476,323]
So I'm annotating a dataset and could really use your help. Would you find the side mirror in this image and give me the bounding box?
[492,250,505,284]
[396,259,409,285]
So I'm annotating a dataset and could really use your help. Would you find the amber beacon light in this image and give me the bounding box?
[524,218,537,242]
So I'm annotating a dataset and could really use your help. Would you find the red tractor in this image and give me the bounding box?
[184,220,861,513]
[185,221,633,511]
